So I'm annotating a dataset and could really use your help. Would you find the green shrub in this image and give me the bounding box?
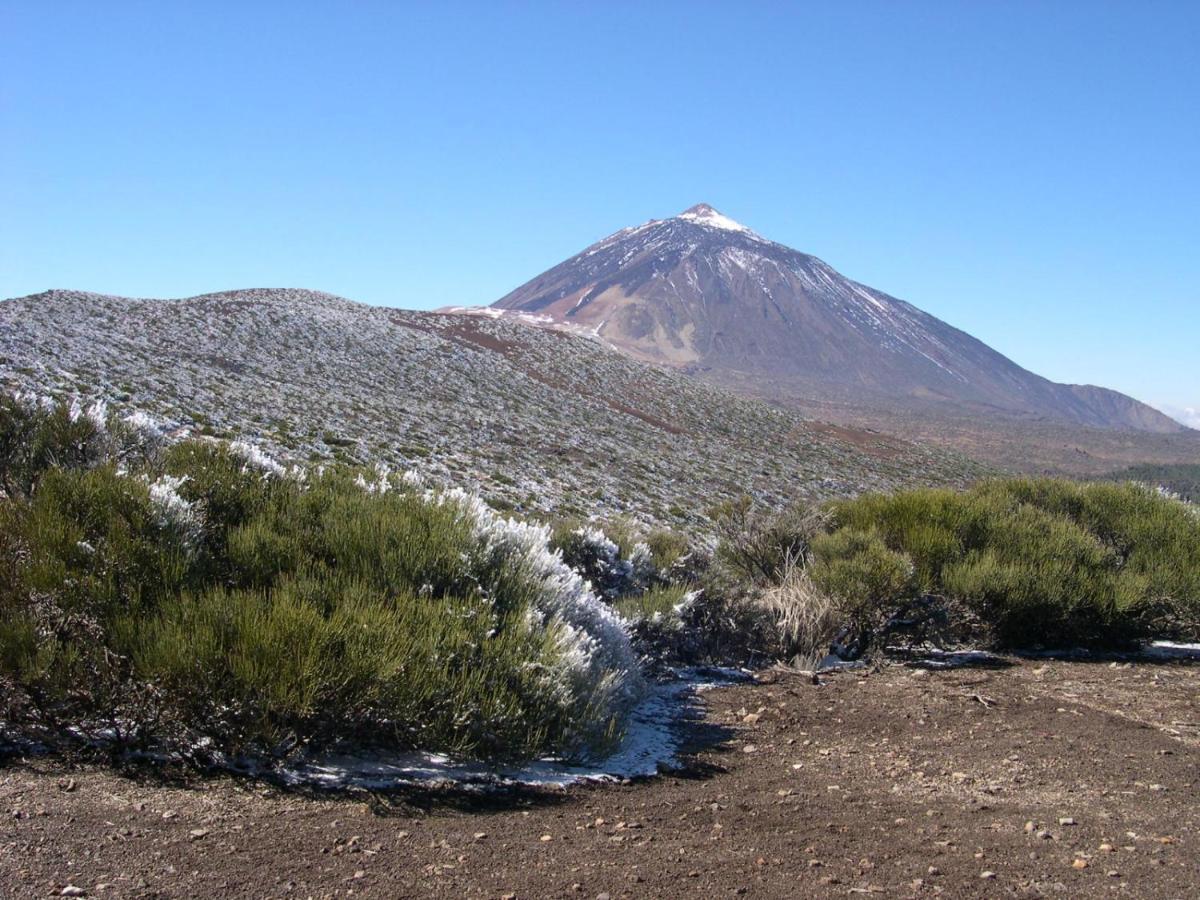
[0,395,108,499]
[818,478,1200,647]
[644,527,690,571]
[0,397,640,764]
[809,528,914,621]
[614,585,692,624]
[712,497,828,584]
[120,574,576,758]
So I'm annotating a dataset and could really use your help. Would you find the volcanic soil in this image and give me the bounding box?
[3,657,1198,898]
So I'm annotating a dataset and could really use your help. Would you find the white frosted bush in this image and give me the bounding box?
[146,473,203,551]
[69,397,109,430]
[354,462,393,494]
[436,488,643,749]
[227,440,288,478]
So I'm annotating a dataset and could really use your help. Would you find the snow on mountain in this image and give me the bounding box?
[676,203,758,235]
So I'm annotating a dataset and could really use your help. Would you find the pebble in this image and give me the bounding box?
[980,871,996,879]
[1072,859,1089,870]
[61,888,86,898]
[1059,817,1076,826]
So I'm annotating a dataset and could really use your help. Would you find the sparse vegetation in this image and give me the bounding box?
[0,289,986,532]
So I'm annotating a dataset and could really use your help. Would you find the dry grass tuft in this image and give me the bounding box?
[756,555,843,671]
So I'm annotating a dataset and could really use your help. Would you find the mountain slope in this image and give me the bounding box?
[0,288,984,526]
[491,204,1184,435]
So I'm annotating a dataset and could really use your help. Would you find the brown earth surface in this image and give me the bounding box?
[3,657,1198,898]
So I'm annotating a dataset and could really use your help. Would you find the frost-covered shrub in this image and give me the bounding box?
[146,473,203,548]
[0,399,640,763]
[227,440,289,478]
[554,525,632,601]
[0,393,111,499]
[127,474,640,759]
[438,492,641,750]
[551,522,661,601]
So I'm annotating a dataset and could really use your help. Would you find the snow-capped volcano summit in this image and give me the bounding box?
[491,205,1183,434]
[675,203,757,234]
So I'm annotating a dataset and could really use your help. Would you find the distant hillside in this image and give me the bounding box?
[490,204,1185,437]
[0,289,985,526]
[1103,463,1200,503]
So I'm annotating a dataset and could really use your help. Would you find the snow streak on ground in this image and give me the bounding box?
[234,668,752,791]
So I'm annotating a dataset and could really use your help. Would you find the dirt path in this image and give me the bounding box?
[3,658,1198,898]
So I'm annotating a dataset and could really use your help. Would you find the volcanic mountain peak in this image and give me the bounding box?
[675,203,755,234]
[490,207,1186,436]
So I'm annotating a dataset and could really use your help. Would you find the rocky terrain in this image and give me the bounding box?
[0,288,983,528]
[3,656,1198,898]
[487,204,1193,464]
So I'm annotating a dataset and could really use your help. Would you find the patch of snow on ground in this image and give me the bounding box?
[243,668,750,790]
[1141,641,1200,661]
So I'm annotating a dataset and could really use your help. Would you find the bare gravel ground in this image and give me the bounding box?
[3,657,1198,898]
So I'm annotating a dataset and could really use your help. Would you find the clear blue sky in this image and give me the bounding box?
[3,2,1197,424]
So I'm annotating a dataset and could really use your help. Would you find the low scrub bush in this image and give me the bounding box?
[550,518,697,602]
[711,497,828,584]
[613,584,695,625]
[551,522,654,601]
[819,478,1200,647]
[0,397,640,763]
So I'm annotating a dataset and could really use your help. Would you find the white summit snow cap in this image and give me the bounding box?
[676,203,753,233]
